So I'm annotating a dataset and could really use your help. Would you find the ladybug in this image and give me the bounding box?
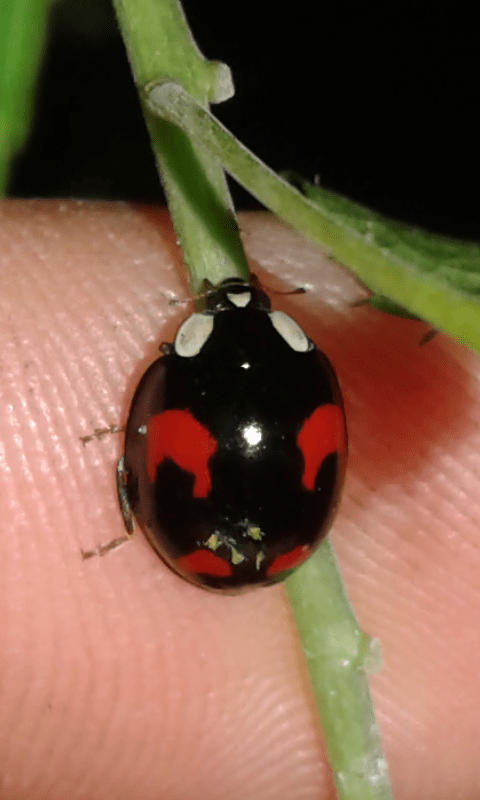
[117,276,347,593]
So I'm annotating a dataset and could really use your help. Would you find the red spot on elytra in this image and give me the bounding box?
[147,410,217,498]
[267,545,311,576]
[178,549,233,577]
[297,405,346,491]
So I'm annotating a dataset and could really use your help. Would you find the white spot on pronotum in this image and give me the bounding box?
[242,423,262,447]
[227,291,251,308]
[174,313,214,357]
[269,311,310,352]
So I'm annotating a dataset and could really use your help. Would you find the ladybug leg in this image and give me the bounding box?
[419,327,437,346]
[79,424,125,446]
[81,456,135,560]
[116,455,136,536]
[81,535,132,559]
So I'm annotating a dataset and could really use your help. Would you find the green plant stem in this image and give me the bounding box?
[145,80,480,353]
[113,2,393,797]
[285,540,391,800]
[111,0,249,293]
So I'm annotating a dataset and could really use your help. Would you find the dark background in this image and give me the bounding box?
[9,0,478,240]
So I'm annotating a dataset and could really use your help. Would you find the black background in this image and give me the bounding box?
[9,0,478,240]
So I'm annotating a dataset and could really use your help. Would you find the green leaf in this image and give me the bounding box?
[296,173,480,322]
[0,0,54,194]
[145,80,480,354]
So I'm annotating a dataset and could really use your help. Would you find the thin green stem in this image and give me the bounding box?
[111,0,249,293]
[113,3,393,797]
[285,540,392,800]
[145,80,480,353]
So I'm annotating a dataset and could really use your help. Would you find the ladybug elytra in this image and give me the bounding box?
[117,277,347,593]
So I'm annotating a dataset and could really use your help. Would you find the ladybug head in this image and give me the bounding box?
[201,276,271,314]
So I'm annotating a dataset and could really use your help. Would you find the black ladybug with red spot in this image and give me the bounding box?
[117,277,347,593]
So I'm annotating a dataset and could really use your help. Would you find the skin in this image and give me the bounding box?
[1,199,480,800]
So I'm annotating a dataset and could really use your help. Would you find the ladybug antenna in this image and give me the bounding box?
[269,286,306,296]
[161,280,220,309]
[162,292,197,308]
[169,279,222,311]
[253,272,306,296]
[190,279,218,305]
